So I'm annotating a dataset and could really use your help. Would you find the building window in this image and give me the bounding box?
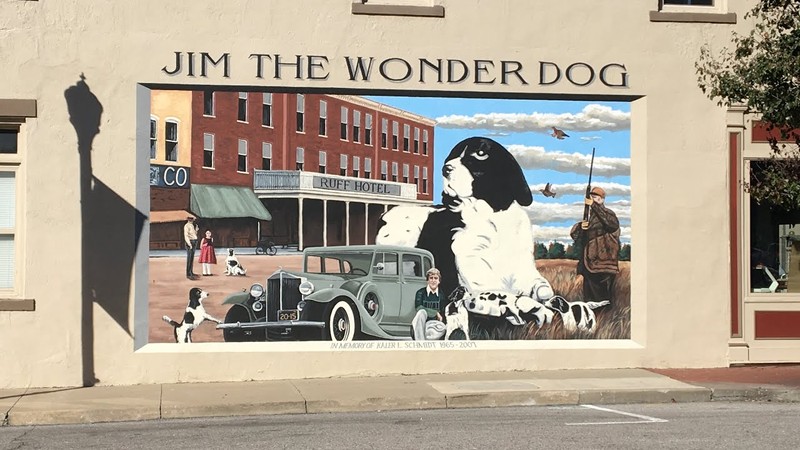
[353,111,361,144]
[149,117,157,159]
[319,150,327,174]
[748,160,800,294]
[0,129,18,154]
[381,118,388,148]
[296,94,305,133]
[0,166,17,290]
[165,120,178,162]
[262,142,272,170]
[403,124,410,152]
[414,165,420,192]
[365,157,372,179]
[319,100,327,136]
[413,128,420,154]
[422,166,428,194]
[392,121,399,150]
[353,156,360,178]
[365,113,373,146]
[381,160,388,181]
[296,147,304,171]
[262,93,272,127]
[392,162,398,182]
[423,129,429,156]
[203,133,214,168]
[238,92,248,122]
[340,154,348,176]
[203,90,214,116]
[662,0,713,5]
[341,106,349,140]
[237,139,248,173]
[402,163,409,183]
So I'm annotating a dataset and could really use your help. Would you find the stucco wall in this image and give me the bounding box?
[0,0,757,388]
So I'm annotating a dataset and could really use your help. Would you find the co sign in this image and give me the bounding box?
[150,164,191,188]
[164,167,189,187]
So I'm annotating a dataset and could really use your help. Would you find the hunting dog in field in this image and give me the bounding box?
[543,296,610,333]
[376,137,555,305]
[443,286,470,341]
[224,248,247,276]
[455,288,554,328]
[162,287,221,343]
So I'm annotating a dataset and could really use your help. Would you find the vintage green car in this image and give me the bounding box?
[217,245,434,341]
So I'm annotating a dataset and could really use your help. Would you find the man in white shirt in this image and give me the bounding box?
[184,216,199,279]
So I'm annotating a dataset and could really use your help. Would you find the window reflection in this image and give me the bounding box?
[749,161,800,293]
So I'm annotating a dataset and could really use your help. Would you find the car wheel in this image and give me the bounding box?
[325,300,359,341]
[222,305,265,342]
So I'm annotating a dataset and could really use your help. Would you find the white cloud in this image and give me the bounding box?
[529,182,631,197]
[524,198,631,224]
[532,224,632,244]
[510,145,630,177]
[580,136,602,141]
[435,104,630,133]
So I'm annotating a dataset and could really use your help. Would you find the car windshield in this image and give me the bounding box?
[304,251,374,275]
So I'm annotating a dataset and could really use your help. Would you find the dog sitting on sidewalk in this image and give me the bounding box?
[224,248,247,276]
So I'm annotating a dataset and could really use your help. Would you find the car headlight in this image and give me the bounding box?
[249,283,265,298]
[298,280,314,295]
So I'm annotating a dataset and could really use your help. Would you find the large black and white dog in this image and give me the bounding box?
[162,287,221,343]
[376,137,554,303]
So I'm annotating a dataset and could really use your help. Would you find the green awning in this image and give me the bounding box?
[190,184,272,220]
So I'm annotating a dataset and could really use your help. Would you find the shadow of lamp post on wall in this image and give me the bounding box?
[64,74,147,386]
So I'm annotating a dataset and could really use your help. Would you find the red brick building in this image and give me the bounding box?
[150,90,435,250]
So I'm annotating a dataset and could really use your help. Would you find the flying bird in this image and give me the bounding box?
[550,127,569,140]
[540,182,557,198]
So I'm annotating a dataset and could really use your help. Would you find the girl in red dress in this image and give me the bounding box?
[198,230,217,276]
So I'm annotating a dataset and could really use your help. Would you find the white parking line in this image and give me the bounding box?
[565,404,669,426]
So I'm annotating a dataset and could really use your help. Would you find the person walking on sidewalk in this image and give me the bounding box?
[570,186,620,303]
[198,229,218,276]
[183,216,199,279]
[411,268,447,340]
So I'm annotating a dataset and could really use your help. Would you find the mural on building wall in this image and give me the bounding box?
[147,90,631,344]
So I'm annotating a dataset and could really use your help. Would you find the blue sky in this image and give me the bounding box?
[368,96,631,243]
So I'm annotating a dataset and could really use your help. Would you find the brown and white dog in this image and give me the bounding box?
[162,287,221,343]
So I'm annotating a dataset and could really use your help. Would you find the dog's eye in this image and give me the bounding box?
[472,149,489,161]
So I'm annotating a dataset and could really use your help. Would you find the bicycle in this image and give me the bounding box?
[255,237,277,256]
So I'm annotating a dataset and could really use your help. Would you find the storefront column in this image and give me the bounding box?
[298,197,304,251]
[345,201,350,246]
[323,199,328,247]
[364,202,369,245]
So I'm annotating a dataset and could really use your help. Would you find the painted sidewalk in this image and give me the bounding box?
[3,365,799,427]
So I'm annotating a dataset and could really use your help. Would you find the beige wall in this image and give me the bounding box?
[0,0,758,388]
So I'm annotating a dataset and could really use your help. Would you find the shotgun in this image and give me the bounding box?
[581,148,596,230]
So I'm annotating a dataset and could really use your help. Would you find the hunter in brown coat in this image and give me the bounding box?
[570,187,620,303]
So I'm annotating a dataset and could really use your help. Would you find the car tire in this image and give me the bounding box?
[222,305,265,342]
[325,299,359,341]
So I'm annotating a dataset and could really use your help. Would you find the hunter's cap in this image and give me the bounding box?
[590,187,606,198]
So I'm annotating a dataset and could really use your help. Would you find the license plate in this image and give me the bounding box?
[278,309,299,321]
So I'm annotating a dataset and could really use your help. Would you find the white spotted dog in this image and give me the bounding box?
[543,296,610,333]
[376,137,555,304]
[224,248,247,276]
[444,286,470,341]
[162,287,221,343]
[461,290,553,327]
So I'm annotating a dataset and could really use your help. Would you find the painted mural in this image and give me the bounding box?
[147,90,631,344]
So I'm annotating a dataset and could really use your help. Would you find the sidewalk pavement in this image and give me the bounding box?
[3,365,800,427]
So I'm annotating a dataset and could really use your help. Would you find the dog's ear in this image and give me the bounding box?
[448,285,466,301]
[547,296,569,314]
[464,137,532,210]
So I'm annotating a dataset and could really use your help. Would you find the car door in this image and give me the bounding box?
[371,251,404,330]
[397,252,429,328]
